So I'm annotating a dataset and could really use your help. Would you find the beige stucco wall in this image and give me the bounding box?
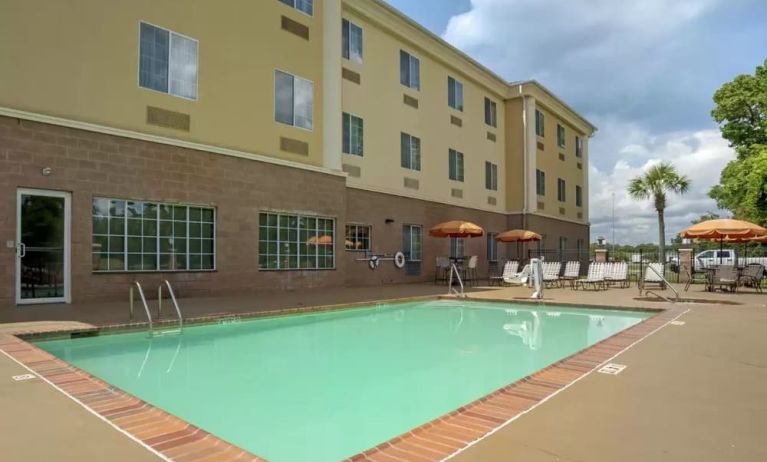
[0,0,325,166]
[340,4,506,213]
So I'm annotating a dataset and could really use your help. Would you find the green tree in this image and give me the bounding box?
[628,162,691,262]
[711,59,767,154]
[709,145,767,224]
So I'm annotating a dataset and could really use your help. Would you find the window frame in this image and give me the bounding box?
[138,21,199,101]
[484,97,498,128]
[274,69,314,131]
[576,185,583,207]
[576,136,583,157]
[487,232,498,262]
[258,211,336,271]
[344,223,372,252]
[92,197,216,273]
[448,76,464,111]
[448,149,464,182]
[342,112,364,156]
[399,50,421,90]
[401,132,421,171]
[277,0,314,16]
[485,161,498,191]
[342,18,363,64]
[535,109,545,137]
[402,224,423,262]
[557,178,566,202]
[536,169,546,196]
[557,124,566,148]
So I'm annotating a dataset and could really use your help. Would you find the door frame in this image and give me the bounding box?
[15,188,72,305]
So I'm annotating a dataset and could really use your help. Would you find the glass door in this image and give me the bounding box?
[16,189,71,304]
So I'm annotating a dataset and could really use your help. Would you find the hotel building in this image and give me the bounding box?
[0,0,595,307]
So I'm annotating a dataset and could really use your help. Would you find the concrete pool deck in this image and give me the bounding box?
[1,283,766,461]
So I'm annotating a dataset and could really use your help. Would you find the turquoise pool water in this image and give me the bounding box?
[35,300,649,462]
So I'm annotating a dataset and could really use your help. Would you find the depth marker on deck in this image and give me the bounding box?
[12,373,36,381]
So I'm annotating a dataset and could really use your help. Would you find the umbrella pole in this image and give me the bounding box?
[719,237,723,265]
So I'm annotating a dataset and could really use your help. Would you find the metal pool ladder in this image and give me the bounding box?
[129,282,153,334]
[129,281,184,337]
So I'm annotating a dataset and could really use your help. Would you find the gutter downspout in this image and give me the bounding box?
[521,87,529,237]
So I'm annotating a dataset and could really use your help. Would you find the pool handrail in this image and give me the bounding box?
[158,280,184,334]
[129,281,153,334]
[447,263,466,298]
[642,264,679,302]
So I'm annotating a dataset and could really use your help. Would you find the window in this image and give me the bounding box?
[535,109,545,137]
[448,77,464,111]
[576,185,583,207]
[557,124,566,148]
[139,22,198,100]
[92,198,215,272]
[342,113,363,156]
[401,133,421,171]
[536,169,546,196]
[485,161,498,191]
[402,224,422,261]
[275,70,314,130]
[559,237,568,252]
[342,19,363,63]
[558,178,566,202]
[487,232,498,262]
[576,136,583,157]
[448,149,464,182]
[485,97,497,127]
[400,50,420,90]
[450,237,464,259]
[576,238,584,256]
[278,0,313,15]
[345,224,371,251]
[259,212,335,270]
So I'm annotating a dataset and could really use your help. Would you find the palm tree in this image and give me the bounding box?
[628,162,691,263]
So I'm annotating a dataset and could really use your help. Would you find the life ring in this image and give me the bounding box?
[394,252,406,268]
[368,256,380,270]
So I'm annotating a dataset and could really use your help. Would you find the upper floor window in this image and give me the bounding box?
[485,161,498,191]
[403,224,423,261]
[536,169,546,196]
[535,110,545,137]
[485,98,497,127]
[278,0,313,16]
[275,70,313,130]
[576,185,583,207]
[557,124,566,148]
[576,136,583,157]
[400,51,420,90]
[557,178,566,202]
[342,113,363,156]
[139,22,198,100]
[345,224,371,251]
[448,149,464,182]
[342,19,363,63]
[448,77,464,111]
[401,133,421,171]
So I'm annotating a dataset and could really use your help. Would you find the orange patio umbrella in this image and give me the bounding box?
[428,220,485,238]
[307,235,333,246]
[495,229,542,243]
[680,219,767,240]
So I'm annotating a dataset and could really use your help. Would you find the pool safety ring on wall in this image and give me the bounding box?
[394,252,406,268]
[357,252,407,270]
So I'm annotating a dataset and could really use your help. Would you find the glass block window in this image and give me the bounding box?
[342,19,363,63]
[278,0,313,15]
[93,198,214,272]
[139,22,198,100]
[400,50,420,90]
[449,149,464,182]
[345,224,371,251]
[401,132,421,171]
[275,70,314,130]
[448,77,464,111]
[259,212,335,270]
[342,112,364,156]
[402,224,422,262]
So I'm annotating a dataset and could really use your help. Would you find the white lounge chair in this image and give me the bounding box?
[560,261,581,288]
[641,263,666,290]
[605,261,629,288]
[542,261,562,288]
[576,262,606,290]
[490,260,518,286]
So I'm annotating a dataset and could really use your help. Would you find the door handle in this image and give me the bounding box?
[17,242,26,258]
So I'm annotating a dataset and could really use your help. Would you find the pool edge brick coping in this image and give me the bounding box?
[0,299,681,462]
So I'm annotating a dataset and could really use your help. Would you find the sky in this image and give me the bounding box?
[385,0,767,244]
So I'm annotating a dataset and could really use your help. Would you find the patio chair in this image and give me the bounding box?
[504,264,531,286]
[490,260,518,286]
[560,261,581,288]
[713,265,738,292]
[576,263,606,291]
[605,262,629,288]
[641,263,666,291]
[542,261,562,288]
[738,263,764,293]
[434,256,450,284]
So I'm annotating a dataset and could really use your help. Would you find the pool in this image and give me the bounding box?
[35,300,650,462]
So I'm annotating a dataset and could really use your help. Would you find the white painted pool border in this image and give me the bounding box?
[441,308,691,461]
[0,347,174,462]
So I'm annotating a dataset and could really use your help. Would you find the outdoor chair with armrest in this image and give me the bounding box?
[738,264,764,293]
[576,263,606,291]
[713,265,739,292]
[560,261,581,288]
[490,260,518,286]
